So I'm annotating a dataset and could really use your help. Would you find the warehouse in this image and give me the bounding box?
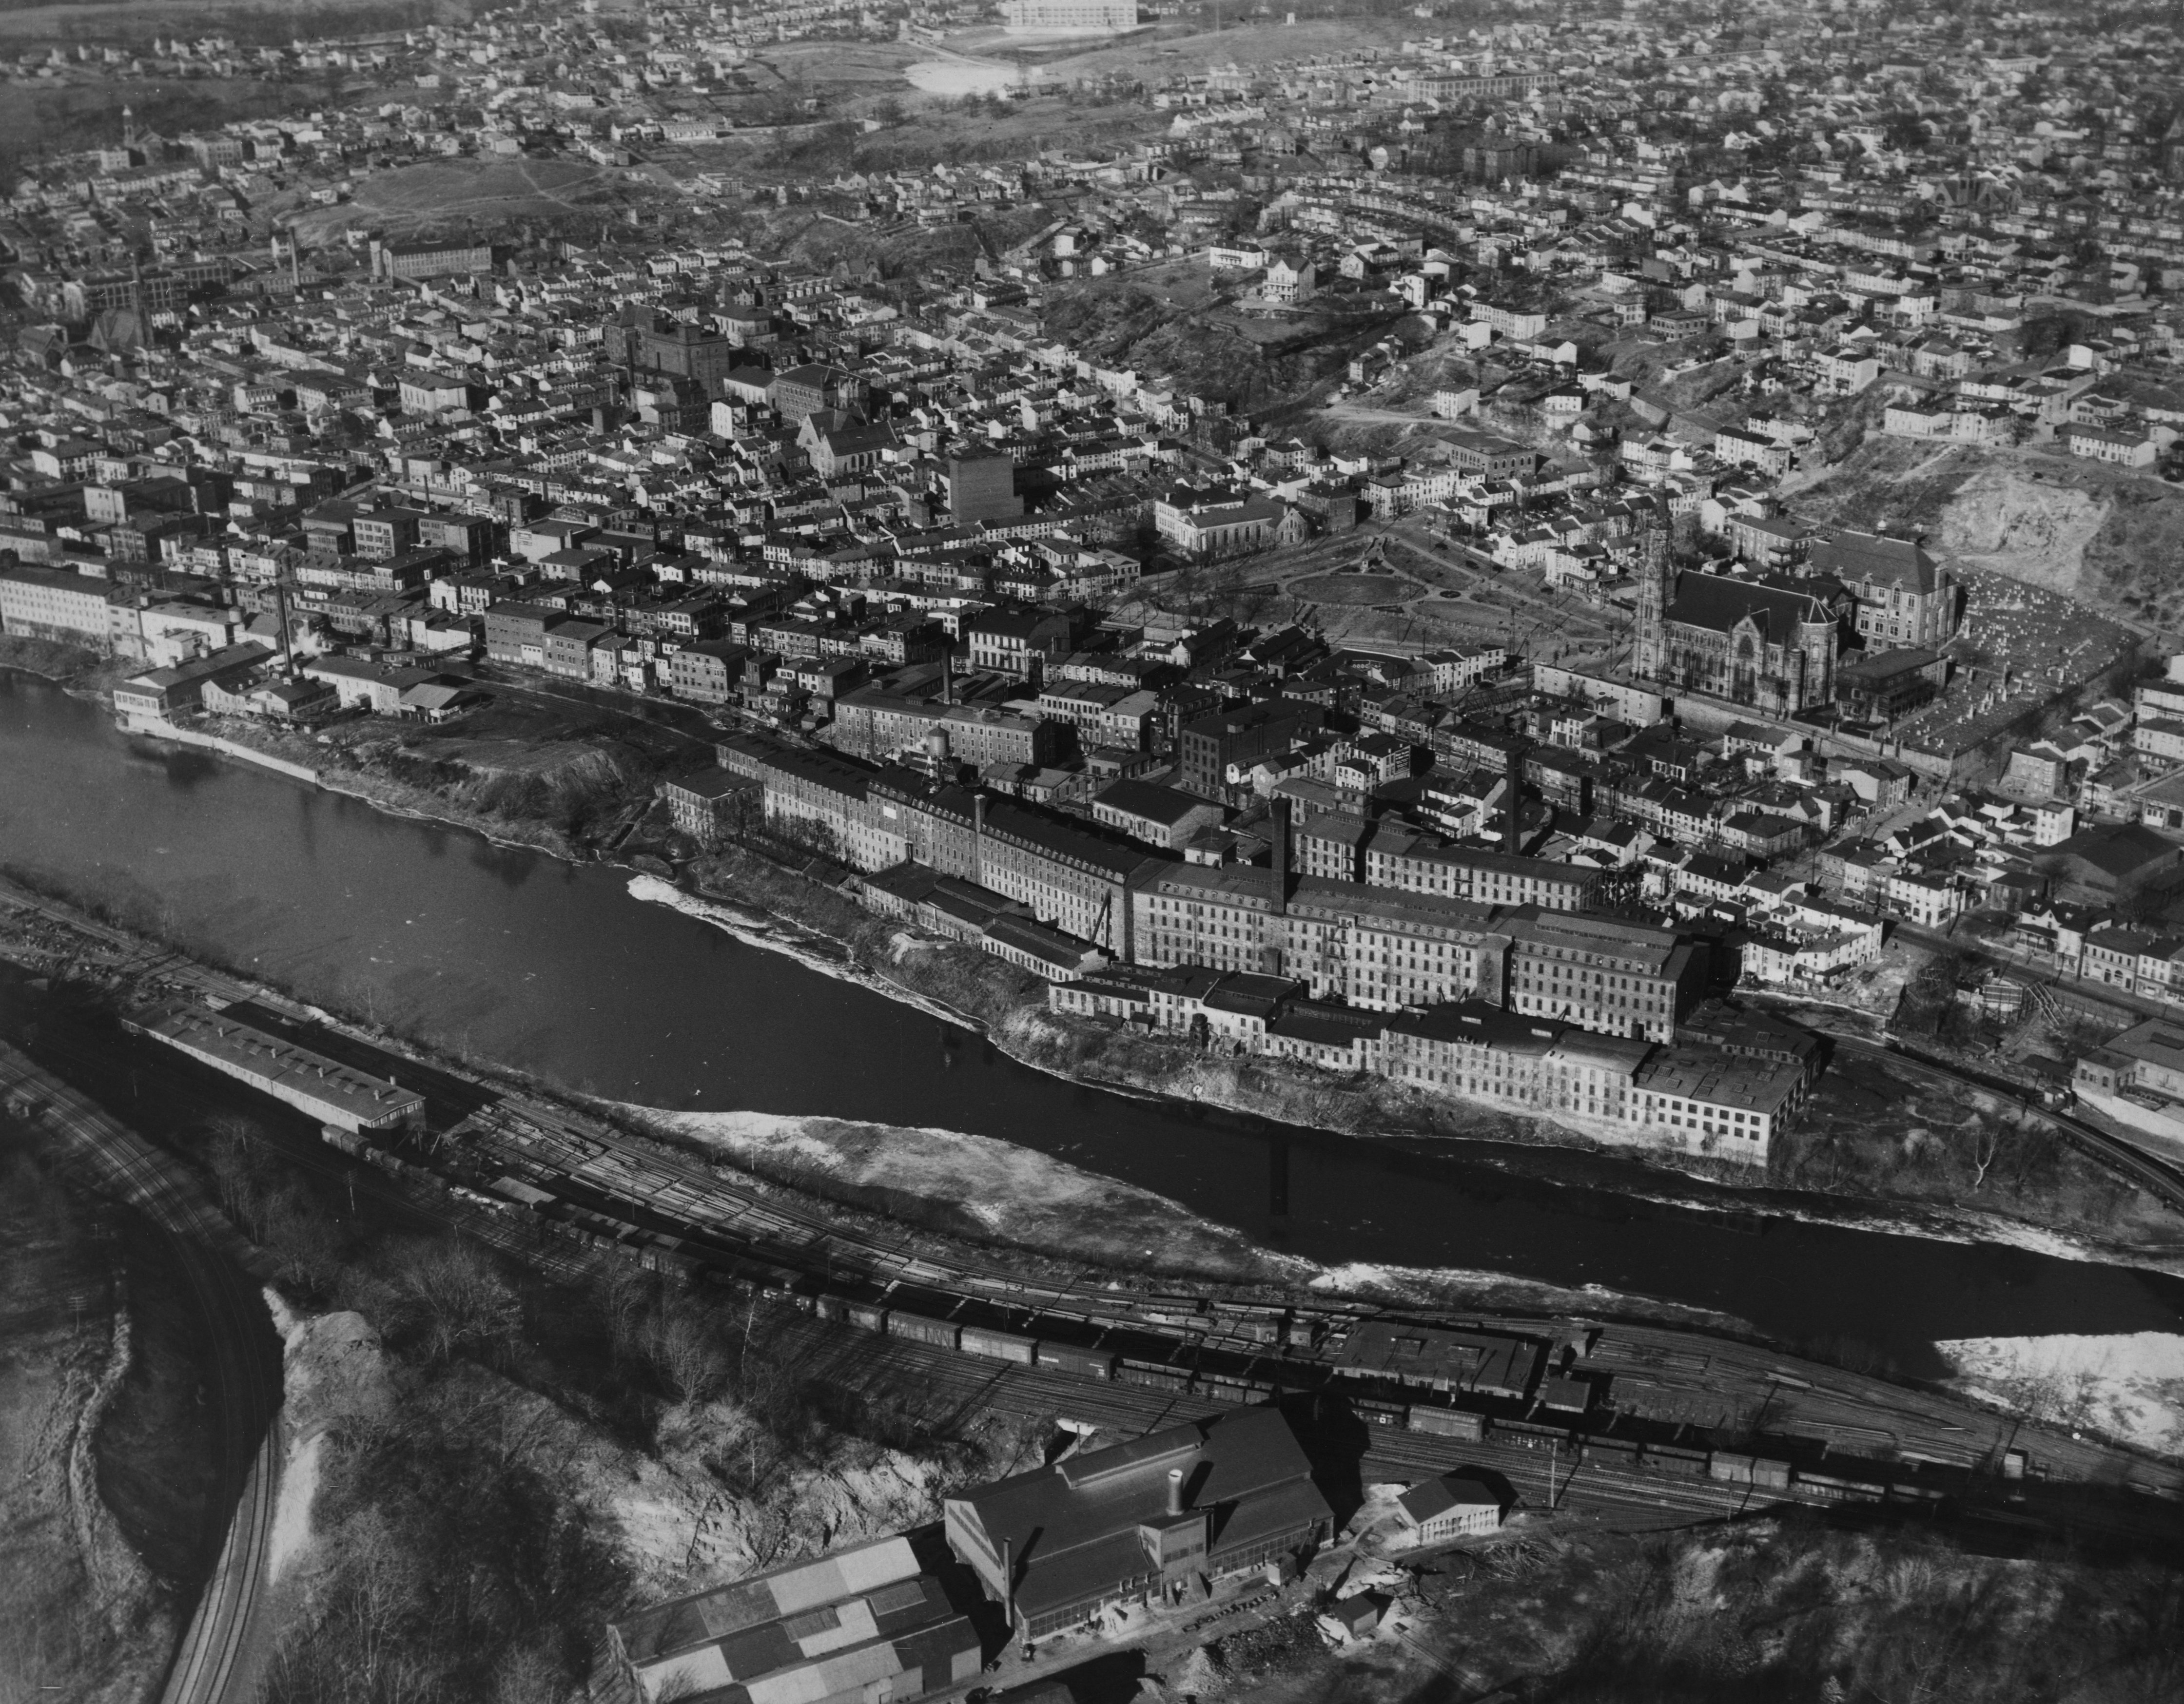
[944,1408,1332,1641]
[601,1533,984,1704]
[1395,1475,1505,1544]
[121,1001,425,1133]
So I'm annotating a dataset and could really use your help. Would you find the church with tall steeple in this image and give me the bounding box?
[1634,532,1847,716]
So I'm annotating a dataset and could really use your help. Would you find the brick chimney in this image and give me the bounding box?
[1166,1467,1185,1516]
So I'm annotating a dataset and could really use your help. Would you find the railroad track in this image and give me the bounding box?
[1832,1034,2184,1215]
[159,1414,287,1704]
[0,1043,285,1704]
[12,911,2184,1557]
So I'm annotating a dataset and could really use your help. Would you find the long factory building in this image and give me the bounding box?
[1052,967,1807,1163]
[712,734,1798,1151]
[122,1000,427,1133]
[716,734,1707,1031]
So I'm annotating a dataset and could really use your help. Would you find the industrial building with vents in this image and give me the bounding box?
[942,1408,1333,1642]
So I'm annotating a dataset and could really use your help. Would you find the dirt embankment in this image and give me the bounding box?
[0,1131,174,1704]
[1793,435,2184,638]
[0,633,111,684]
[190,692,710,861]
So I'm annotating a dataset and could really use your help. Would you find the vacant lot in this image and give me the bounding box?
[350,155,619,216]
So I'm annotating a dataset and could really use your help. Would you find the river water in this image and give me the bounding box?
[4,670,2181,1371]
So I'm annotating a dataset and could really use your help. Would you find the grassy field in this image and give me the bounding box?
[0,75,301,171]
[350,155,620,217]
[996,14,1422,79]
[0,0,468,47]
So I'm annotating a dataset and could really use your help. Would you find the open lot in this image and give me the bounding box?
[351,155,618,216]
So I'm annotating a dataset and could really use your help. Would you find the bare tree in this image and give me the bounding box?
[394,1240,520,1364]
[1967,1123,2001,1192]
[649,1300,728,1406]
[593,1258,656,1370]
[204,1114,269,1238]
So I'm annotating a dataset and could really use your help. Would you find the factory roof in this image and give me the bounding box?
[127,1000,425,1127]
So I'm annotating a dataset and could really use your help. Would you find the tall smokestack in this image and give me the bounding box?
[1166,1467,1184,1517]
[1001,1535,1014,1632]
[942,644,954,706]
[1505,752,1523,852]
[1271,794,1290,914]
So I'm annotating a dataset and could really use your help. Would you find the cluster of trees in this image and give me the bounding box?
[194,1089,1033,1702]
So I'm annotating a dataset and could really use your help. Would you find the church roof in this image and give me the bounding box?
[1664,570,1833,641]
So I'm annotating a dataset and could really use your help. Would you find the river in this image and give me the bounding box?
[4,670,2181,1373]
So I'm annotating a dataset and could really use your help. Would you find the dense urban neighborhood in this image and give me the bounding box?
[7,2,2184,1703]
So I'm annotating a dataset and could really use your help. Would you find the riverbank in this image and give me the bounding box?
[0,865,1776,1336]
[647,852,2184,1280]
[16,669,2184,1278]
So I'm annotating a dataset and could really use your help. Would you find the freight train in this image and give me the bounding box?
[335,1135,1969,1516]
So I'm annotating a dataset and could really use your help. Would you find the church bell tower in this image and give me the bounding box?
[1634,499,1670,682]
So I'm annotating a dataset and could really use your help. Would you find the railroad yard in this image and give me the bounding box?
[5,877,2183,1575]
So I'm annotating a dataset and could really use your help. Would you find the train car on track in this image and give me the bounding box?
[1408,1405,1486,1442]
[1643,1442,1712,1478]
[1034,1342,1117,1380]
[888,1311,962,1350]
[1793,1470,1885,1504]
[1491,1417,1574,1451]
[959,1325,1037,1366]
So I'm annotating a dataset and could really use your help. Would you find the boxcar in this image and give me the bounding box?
[1407,1407,1485,1442]
[959,1326,1037,1366]
[1645,1444,1711,1478]
[1492,1418,1572,1451]
[888,1312,961,1350]
[1035,1343,1116,1380]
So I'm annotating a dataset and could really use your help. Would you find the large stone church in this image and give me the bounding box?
[1632,521,1962,716]
[1635,544,1847,716]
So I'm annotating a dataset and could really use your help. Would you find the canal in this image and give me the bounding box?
[5,669,2181,1371]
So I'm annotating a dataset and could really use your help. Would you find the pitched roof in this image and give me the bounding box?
[1808,528,1942,594]
[1663,569,1833,641]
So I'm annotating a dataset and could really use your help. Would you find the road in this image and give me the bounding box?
[1382,527,1623,647]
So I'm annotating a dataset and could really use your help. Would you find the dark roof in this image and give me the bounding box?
[1268,1000,1387,1044]
[979,797,1162,882]
[2038,823,2182,879]
[1663,569,1833,640]
[945,1409,1329,1626]
[1836,647,1941,685]
[1094,777,1213,825]
[1809,529,1943,594]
